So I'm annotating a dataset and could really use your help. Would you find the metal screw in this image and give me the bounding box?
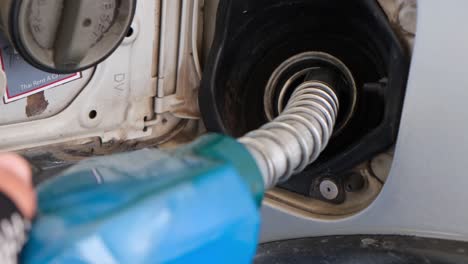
[319,179,339,200]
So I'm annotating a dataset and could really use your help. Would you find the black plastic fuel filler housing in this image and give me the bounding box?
[200,0,410,199]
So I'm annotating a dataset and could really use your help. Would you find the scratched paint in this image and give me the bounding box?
[25,92,49,117]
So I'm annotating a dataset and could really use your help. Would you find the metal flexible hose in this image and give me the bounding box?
[239,81,339,189]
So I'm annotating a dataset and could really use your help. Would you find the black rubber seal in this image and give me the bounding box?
[256,235,468,264]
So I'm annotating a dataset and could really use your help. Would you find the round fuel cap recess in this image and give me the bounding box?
[1,0,136,73]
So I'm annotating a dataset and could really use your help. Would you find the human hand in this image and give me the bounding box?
[0,153,36,264]
[0,153,36,219]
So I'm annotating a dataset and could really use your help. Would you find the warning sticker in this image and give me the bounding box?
[0,37,81,103]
